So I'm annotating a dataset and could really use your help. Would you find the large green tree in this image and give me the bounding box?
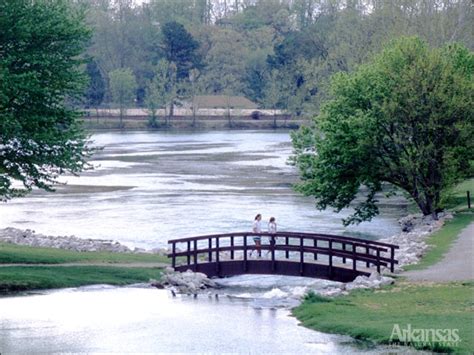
[161,21,201,80]
[292,37,473,224]
[0,0,92,200]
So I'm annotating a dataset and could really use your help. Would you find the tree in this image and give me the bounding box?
[85,59,106,114]
[161,21,201,80]
[262,70,283,128]
[291,37,473,225]
[145,59,177,127]
[0,0,92,200]
[109,68,137,127]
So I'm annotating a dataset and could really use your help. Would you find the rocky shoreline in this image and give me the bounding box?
[380,211,452,271]
[0,227,167,255]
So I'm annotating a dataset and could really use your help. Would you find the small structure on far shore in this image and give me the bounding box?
[184,95,258,110]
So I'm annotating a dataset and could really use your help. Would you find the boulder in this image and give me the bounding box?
[159,269,218,294]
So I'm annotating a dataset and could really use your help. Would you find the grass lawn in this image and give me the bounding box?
[442,178,474,211]
[0,242,169,264]
[0,243,169,293]
[294,282,473,354]
[0,265,163,293]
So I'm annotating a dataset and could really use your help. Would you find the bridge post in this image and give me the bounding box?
[313,239,317,260]
[271,236,275,272]
[243,235,247,272]
[230,236,234,260]
[328,240,333,278]
[285,237,289,259]
[365,245,370,267]
[376,248,381,273]
[171,242,176,268]
[299,237,304,275]
[342,243,346,264]
[390,246,395,273]
[187,241,191,266]
[193,239,198,271]
[352,243,356,272]
[216,237,220,274]
[208,238,212,262]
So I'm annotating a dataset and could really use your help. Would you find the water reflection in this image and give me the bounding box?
[0,285,416,354]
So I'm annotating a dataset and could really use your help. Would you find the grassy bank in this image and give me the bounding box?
[0,242,168,264]
[294,282,473,353]
[0,243,169,293]
[0,265,163,293]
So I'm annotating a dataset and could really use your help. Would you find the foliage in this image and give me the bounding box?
[145,59,177,127]
[109,67,137,125]
[294,281,474,353]
[0,0,92,200]
[161,21,201,80]
[292,37,474,224]
[80,0,472,113]
[85,59,105,109]
[303,290,332,303]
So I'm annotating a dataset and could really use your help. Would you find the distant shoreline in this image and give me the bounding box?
[81,113,307,130]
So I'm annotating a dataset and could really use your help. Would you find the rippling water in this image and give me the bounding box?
[0,284,423,354]
[0,130,408,249]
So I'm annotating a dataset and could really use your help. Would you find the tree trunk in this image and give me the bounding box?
[414,194,438,220]
[168,101,174,127]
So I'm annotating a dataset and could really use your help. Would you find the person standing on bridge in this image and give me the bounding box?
[251,214,262,257]
[266,217,277,257]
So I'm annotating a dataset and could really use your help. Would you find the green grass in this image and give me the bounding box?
[442,178,474,211]
[403,212,474,271]
[0,266,163,293]
[294,282,474,354]
[0,242,169,264]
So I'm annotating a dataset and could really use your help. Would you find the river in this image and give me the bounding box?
[0,130,412,353]
[0,130,408,249]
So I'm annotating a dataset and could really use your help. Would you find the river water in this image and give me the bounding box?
[0,130,412,353]
[0,130,408,249]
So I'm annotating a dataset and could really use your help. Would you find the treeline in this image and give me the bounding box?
[79,0,472,117]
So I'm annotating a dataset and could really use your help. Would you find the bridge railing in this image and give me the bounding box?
[168,232,399,277]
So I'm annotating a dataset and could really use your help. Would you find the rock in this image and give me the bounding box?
[0,227,165,255]
[159,269,218,294]
[150,279,165,289]
[378,212,452,272]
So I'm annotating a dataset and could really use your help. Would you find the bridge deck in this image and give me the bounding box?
[168,232,399,282]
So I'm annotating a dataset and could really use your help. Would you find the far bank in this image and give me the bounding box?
[81,111,307,130]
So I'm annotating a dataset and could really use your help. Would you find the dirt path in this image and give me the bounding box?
[0,262,169,268]
[402,222,474,282]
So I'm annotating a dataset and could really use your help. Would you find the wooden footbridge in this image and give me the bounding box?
[168,232,399,282]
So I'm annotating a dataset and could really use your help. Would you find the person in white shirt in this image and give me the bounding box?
[266,217,277,256]
[251,214,262,257]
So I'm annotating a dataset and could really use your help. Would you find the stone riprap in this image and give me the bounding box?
[379,212,453,272]
[0,227,166,255]
[152,267,218,294]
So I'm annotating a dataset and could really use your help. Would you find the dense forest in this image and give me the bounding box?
[79,0,473,117]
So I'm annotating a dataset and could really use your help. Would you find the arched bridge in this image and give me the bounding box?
[168,232,399,282]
